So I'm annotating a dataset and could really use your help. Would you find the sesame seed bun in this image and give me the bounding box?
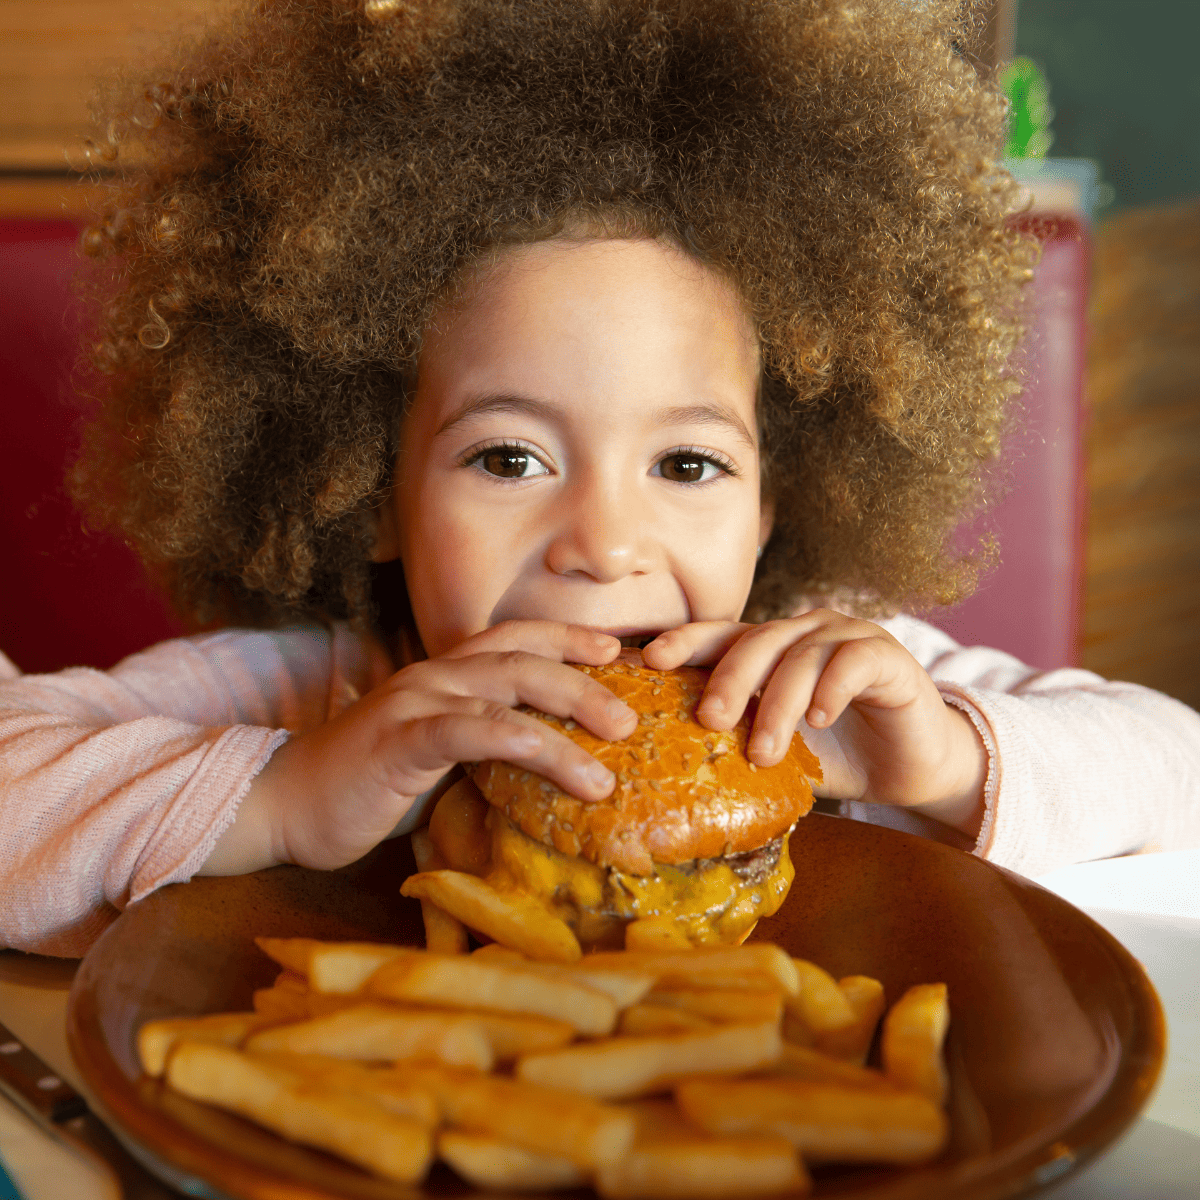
[472,656,822,876]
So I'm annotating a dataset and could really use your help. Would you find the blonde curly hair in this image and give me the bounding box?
[74,0,1034,634]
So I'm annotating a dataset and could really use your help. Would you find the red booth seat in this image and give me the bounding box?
[1,220,184,674]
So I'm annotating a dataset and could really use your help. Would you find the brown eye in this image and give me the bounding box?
[659,454,713,483]
[482,449,536,477]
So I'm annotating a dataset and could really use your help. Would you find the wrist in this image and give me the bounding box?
[909,705,988,842]
[197,740,290,876]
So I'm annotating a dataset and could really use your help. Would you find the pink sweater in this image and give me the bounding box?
[2,617,1199,956]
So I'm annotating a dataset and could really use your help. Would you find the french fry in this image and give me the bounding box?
[770,1043,899,1091]
[596,1100,808,1199]
[249,992,573,1061]
[420,900,470,955]
[781,1008,814,1047]
[816,975,887,1063]
[517,1021,782,1099]
[471,941,519,959]
[580,945,799,995]
[252,1053,439,1125]
[471,945,655,1009]
[403,1063,635,1169]
[401,870,582,964]
[457,1011,577,1061]
[881,983,950,1106]
[244,1003,494,1071]
[305,990,368,1018]
[273,970,308,992]
[251,985,311,1022]
[643,988,783,1025]
[411,829,470,954]
[166,1042,433,1184]
[427,780,492,874]
[137,1012,280,1078]
[309,942,419,995]
[253,937,326,977]
[675,1077,949,1164]
[438,1130,588,1191]
[254,937,414,994]
[367,952,617,1035]
[598,1143,807,1196]
[619,1004,713,1036]
[254,985,375,1021]
[787,959,856,1033]
[161,930,953,1195]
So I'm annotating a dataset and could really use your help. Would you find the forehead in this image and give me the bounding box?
[414,237,761,418]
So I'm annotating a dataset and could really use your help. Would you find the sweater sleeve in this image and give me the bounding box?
[855,614,1200,877]
[0,625,391,956]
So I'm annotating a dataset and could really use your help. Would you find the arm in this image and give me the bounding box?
[0,626,382,956]
[2,619,638,956]
[873,614,1200,875]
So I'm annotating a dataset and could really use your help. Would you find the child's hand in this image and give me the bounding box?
[201,623,636,876]
[642,611,987,838]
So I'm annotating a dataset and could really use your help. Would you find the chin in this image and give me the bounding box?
[436,651,822,951]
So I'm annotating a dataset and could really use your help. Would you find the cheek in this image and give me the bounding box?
[671,496,762,618]
[400,482,512,647]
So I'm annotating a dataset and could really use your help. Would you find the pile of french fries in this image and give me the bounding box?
[140,929,952,1197]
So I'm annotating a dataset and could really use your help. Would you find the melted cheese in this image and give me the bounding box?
[483,809,794,949]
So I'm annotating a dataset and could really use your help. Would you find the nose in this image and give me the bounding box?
[543,471,654,583]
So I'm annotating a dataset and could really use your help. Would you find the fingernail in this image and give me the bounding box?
[750,732,775,759]
[592,631,618,647]
[582,760,615,790]
[607,698,636,724]
[699,695,724,718]
[808,707,826,727]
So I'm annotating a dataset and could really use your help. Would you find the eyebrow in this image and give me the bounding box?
[435,393,558,438]
[436,393,757,449]
[653,404,757,450]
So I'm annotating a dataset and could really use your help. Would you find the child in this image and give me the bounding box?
[2,0,1198,957]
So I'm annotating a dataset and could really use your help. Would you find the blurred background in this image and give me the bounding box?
[1005,0,1200,709]
[1,0,1197,709]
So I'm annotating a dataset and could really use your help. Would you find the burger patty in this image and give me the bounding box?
[597,832,790,919]
[704,834,786,885]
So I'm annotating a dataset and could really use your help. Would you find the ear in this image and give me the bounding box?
[371,490,402,563]
[757,493,775,556]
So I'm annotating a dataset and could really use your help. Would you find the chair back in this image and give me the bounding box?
[0,219,183,673]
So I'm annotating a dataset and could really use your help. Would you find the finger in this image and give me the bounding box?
[394,707,616,803]
[808,637,907,727]
[405,651,639,742]
[746,639,842,765]
[440,620,621,667]
[694,618,833,730]
[640,621,750,670]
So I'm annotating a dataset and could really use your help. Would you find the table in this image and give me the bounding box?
[2,850,1198,1199]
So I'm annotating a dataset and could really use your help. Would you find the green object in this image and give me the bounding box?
[1001,56,1054,159]
[0,1152,24,1200]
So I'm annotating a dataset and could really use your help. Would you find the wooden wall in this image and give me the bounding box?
[0,0,231,216]
[1083,200,1200,709]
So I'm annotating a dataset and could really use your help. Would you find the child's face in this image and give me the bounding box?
[378,236,770,658]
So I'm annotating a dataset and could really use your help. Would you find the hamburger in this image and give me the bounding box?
[422,653,821,952]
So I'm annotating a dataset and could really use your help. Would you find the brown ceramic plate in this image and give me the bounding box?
[67,814,1164,1200]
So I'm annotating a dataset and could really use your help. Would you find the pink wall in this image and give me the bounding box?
[926,214,1090,670]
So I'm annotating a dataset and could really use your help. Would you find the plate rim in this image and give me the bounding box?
[66,820,1167,1200]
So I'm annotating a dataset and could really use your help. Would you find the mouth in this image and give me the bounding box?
[618,634,655,649]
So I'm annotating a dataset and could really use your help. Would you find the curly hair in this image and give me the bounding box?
[73,0,1034,634]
